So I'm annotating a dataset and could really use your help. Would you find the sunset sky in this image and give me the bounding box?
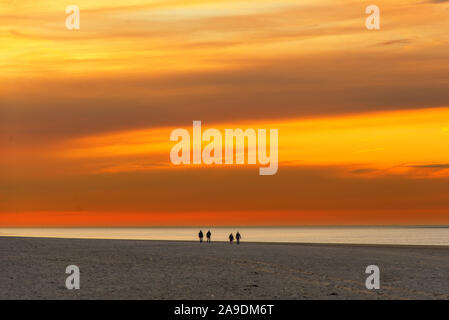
[1,0,449,226]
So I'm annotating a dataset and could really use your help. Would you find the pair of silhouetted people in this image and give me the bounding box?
[229,232,241,244]
[198,230,212,243]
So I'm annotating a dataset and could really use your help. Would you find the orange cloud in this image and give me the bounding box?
[2,0,449,226]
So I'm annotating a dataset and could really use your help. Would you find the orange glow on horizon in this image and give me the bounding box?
[2,210,449,227]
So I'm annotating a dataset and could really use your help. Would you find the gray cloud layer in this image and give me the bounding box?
[2,48,449,146]
[2,166,449,216]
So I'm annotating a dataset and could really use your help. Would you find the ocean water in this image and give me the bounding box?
[0,227,448,246]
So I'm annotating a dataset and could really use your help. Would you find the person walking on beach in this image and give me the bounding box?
[206,230,211,243]
[236,231,241,244]
[198,230,204,243]
[229,233,234,244]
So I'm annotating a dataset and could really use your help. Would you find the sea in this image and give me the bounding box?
[0,227,448,246]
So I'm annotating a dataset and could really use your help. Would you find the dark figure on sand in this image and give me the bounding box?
[236,232,241,244]
[229,233,234,244]
[206,230,211,243]
[198,230,204,243]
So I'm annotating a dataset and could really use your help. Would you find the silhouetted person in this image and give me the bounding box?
[206,230,211,243]
[229,233,234,244]
[198,230,204,243]
[236,232,241,244]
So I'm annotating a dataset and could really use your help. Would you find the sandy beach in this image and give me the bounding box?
[1,236,448,299]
